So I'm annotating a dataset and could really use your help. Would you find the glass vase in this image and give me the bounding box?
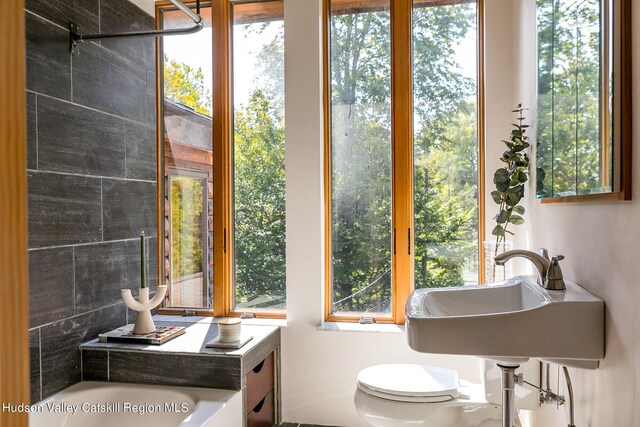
[483,241,514,283]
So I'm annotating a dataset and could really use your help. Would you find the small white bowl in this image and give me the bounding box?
[218,318,241,342]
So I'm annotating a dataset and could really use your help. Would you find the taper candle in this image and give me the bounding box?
[140,230,147,289]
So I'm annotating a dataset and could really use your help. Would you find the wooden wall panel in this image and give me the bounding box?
[0,0,30,426]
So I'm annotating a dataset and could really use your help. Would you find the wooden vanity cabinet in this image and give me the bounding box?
[246,351,276,426]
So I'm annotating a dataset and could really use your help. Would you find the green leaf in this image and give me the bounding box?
[496,180,510,192]
[517,170,528,182]
[494,169,509,183]
[506,193,519,206]
[513,205,525,215]
[537,167,546,180]
[492,225,505,237]
[509,215,525,225]
[497,210,510,224]
[490,190,503,204]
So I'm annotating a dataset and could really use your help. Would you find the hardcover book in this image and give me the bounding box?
[99,325,186,345]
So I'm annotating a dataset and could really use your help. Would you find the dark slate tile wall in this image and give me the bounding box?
[26,0,157,403]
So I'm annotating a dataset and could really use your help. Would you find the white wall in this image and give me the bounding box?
[282,0,517,425]
[515,0,640,425]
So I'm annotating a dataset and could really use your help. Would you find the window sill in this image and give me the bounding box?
[153,314,288,328]
[316,322,405,334]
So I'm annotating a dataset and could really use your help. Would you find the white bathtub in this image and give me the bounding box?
[29,382,242,427]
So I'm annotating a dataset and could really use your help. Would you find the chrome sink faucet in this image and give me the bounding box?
[494,248,566,290]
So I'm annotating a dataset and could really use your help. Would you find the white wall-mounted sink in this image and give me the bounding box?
[405,276,605,369]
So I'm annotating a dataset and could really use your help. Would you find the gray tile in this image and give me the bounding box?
[27,92,37,170]
[29,247,74,328]
[72,42,147,123]
[26,0,99,35]
[125,121,156,181]
[109,351,241,390]
[37,96,126,177]
[28,172,102,248]
[102,179,157,241]
[82,350,108,381]
[74,240,148,314]
[99,0,155,69]
[146,70,157,127]
[147,237,159,287]
[26,12,71,100]
[29,329,41,404]
[40,304,126,399]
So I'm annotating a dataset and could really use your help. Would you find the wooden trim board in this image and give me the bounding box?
[0,0,30,425]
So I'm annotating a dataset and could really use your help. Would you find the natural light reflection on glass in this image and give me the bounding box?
[330,2,393,314]
[161,6,213,308]
[169,172,209,307]
[412,0,479,289]
[232,1,286,311]
[536,0,609,197]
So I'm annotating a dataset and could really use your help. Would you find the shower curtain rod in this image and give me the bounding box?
[69,0,203,55]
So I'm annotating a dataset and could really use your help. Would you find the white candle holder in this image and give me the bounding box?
[121,285,167,334]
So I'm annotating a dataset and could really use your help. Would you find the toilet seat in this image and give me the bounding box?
[357,364,460,403]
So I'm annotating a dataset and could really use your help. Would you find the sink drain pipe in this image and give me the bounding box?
[562,366,576,427]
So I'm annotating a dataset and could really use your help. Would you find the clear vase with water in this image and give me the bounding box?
[483,241,513,283]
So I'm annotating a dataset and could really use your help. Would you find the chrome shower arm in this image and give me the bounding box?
[69,0,203,54]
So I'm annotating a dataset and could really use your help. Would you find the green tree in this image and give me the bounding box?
[233,90,286,306]
[329,4,479,312]
[537,0,601,197]
[163,55,212,116]
[171,177,204,280]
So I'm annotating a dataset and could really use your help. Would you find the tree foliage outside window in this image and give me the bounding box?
[163,1,481,313]
[537,0,603,197]
[164,55,212,116]
[233,19,286,310]
[170,176,205,281]
[329,2,480,313]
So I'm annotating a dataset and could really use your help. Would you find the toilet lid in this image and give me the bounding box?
[357,364,459,403]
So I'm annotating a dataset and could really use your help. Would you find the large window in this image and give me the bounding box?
[232,3,286,312]
[160,3,213,310]
[158,1,285,317]
[325,0,482,323]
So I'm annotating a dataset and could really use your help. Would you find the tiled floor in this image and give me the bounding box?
[277,424,343,427]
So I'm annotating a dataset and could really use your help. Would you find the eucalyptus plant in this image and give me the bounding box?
[491,105,530,247]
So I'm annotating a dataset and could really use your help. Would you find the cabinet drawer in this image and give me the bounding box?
[246,352,274,412]
[247,390,274,427]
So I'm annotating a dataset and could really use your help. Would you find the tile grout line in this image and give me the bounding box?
[72,246,76,316]
[25,168,155,184]
[101,178,104,242]
[124,123,128,179]
[34,94,38,170]
[28,302,125,331]
[25,90,154,129]
[38,328,42,402]
[25,9,152,71]
[28,237,146,252]
[70,50,73,103]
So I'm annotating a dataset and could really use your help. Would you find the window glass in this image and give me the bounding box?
[329,1,393,315]
[232,1,286,311]
[169,170,210,307]
[161,6,213,308]
[412,0,479,288]
[536,0,606,197]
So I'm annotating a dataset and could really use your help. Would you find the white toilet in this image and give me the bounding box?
[355,361,537,427]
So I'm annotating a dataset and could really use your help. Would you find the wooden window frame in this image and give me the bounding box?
[156,0,286,319]
[322,0,486,324]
